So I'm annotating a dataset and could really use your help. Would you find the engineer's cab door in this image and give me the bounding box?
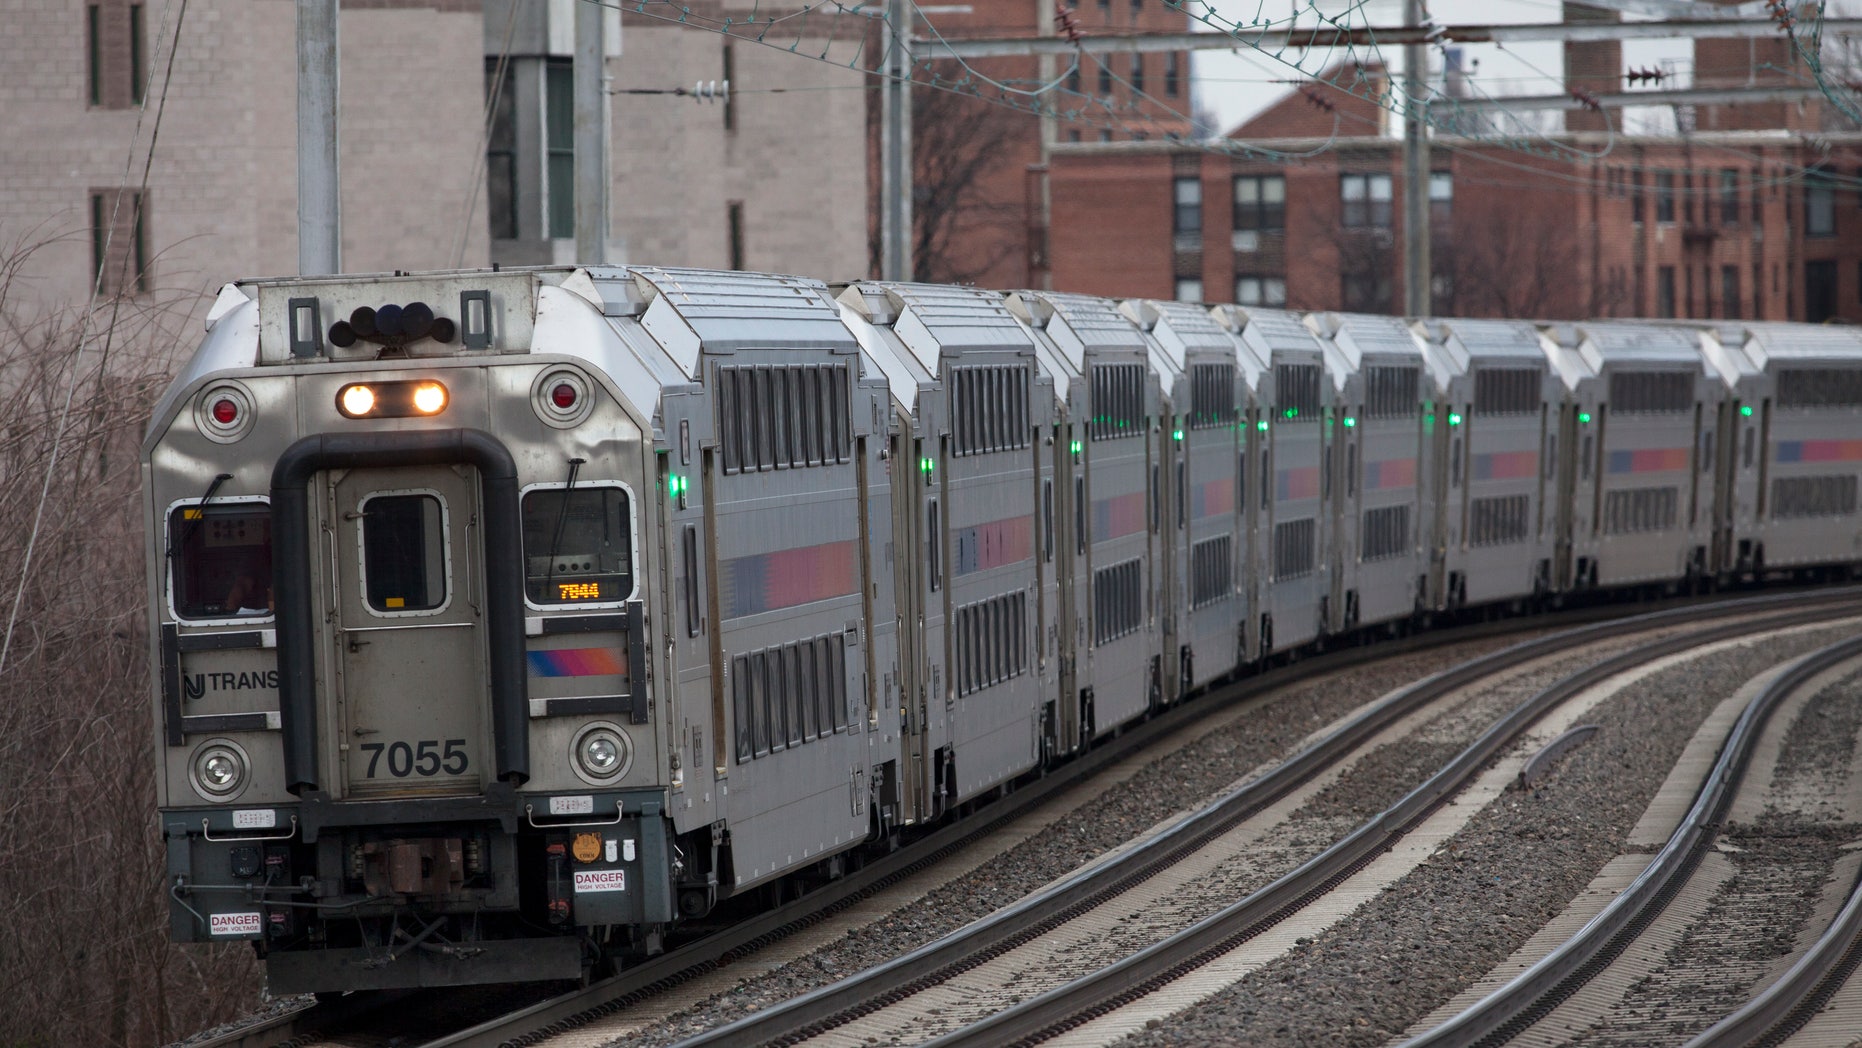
[328,466,489,797]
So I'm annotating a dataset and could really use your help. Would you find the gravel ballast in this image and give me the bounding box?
[1107,624,1860,1048]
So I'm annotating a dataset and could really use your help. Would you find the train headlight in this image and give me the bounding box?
[340,384,377,416]
[189,740,251,801]
[336,380,450,419]
[570,723,632,785]
[412,382,447,414]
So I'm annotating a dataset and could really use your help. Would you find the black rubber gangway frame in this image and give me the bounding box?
[271,428,529,793]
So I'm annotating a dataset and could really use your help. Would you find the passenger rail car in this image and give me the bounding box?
[145,266,1862,994]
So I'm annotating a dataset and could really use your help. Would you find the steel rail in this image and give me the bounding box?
[663,590,1862,1048]
[1401,635,1862,1048]
[412,599,1604,1048]
[1683,860,1862,1048]
[914,600,1862,1048]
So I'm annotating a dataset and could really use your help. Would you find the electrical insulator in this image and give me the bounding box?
[690,79,730,103]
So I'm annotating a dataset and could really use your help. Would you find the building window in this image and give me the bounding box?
[1806,174,1836,237]
[1233,175,1285,233]
[1175,278,1204,302]
[1656,266,1676,318]
[86,1,145,109]
[1068,62,1081,95]
[1429,171,1452,225]
[1655,171,1675,223]
[1165,51,1181,97]
[89,187,148,297]
[1130,53,1144,94]
[1340,172,1393,228]
[1236,276,1286,307]
[1173,177,1202,235]
[727,201,745,270]
[485,61,518,241]
[1720,169,1739,225]
[1098,61,1112,95]
[1723,265,1739,320]
[1631,170,1643,223]
[545,59,575,240]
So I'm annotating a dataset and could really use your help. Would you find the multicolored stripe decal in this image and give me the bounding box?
[1192,478,1235,520]
[954,516,1034,576]
[1607,448,1690,474]
[1473,450,1538,481]
[528,647,626,678]
[1277,465,1321,501]
[1093,492,1147,541]
[1776,440,1862,463]
[719,539,858,619]
[1363,458,1416,491]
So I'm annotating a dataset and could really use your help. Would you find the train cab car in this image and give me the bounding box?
[836,281,1053,818]
[1006,291,1163,744]
[1123,300,1252,692]
[1716,323,1862,579]
[1546,323,1719,591]
[1429,319,1565,609]
[1214,306,1335,655]
[1310,313,1440,632]
[146,266,893,994]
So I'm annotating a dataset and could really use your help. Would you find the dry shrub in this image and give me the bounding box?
[0,247,264,1047]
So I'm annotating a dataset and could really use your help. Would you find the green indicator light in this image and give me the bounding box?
[920,457,935,473]
[1343,417,1356,428]
[1070,440,1083,454]
[1173,429,1184,441]
[1425,413,1435,425]
[1740,405,1754,417]
[1578,412,1592,424]
[1448,412,1463,427]
[1283,407,1298,419]
[1256,419,1269,433]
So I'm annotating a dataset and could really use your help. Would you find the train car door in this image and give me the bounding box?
[329,466,488,797]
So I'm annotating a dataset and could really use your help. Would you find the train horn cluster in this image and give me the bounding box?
[328,302,458,351]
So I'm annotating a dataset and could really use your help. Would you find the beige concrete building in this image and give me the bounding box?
[0,0,868,319]
[0,0,487,315]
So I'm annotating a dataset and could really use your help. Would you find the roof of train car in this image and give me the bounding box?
[1572,320,1708,370]
[1729,322,1862,367]
[1218,306,1328,366]
[1128,300,1267,389]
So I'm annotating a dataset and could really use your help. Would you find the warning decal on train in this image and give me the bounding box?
[573,870,626,893]
[210,912,263,936]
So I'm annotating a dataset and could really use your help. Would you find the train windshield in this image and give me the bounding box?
[168,502,272,619]
[521,486,634,605]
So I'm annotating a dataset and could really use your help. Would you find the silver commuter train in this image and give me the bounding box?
[144,266,1862,993]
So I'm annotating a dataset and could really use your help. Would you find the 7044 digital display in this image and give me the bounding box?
[557,582,603,601]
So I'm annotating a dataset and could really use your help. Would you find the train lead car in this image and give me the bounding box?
[145,266,1862,994]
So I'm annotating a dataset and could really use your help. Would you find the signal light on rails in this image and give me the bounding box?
[336,380,450,419]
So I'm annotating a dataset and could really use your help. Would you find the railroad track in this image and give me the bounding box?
[176,588,1862,1048]
[1396,633,1862,1047]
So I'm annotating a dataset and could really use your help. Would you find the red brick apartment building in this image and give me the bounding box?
[911,6,1862,323]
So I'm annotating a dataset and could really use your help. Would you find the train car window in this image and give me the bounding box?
[1743,427,1754,468]
[521,486,634,605]
[1450,439,1462,488]
[732,655,753,762]
[1260,449,1270,509]
[1701,431,1714,473]
[168,502,273,620]
[1544,433,1557,481]
[1150,465,1160,533]
[1177,461,1187,527]
[1347,443,1358,497]
[361,494,447,613]
[1043,480,1054,563]
[683,525,701,637]
[1075,477,1087,555]
[1581,434,1594,481]
[928,499,942,591]
[719,369,741,473]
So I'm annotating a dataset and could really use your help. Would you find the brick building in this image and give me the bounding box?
[1028,34,1862,323]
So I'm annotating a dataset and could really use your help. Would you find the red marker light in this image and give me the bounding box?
[211,398,239,425]
[551,383,578,410]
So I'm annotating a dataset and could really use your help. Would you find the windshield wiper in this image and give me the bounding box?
[170,473,234,557]
[541,458,585,595]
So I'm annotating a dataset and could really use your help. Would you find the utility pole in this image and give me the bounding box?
[880,0,914,281]
[575,0,610,265]
[1402,0,1430,316]
[297,0,340,275]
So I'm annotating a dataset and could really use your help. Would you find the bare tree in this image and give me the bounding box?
[1437,202,1591,320]
[0,241,264,1048]
[871,63,1032,284]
